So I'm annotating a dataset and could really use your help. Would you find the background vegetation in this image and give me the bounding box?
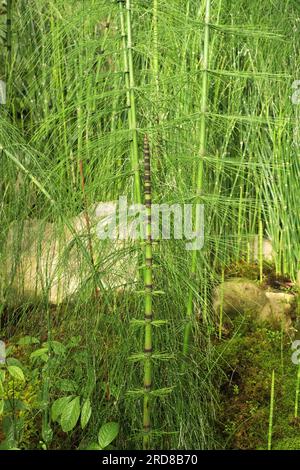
[0,0,299,450]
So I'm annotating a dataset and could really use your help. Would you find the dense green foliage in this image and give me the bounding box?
[0,0,299,450]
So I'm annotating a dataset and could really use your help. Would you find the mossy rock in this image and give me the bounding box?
[213,278,295,332]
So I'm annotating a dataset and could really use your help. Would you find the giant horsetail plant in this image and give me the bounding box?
[183,0,210,355]
[142,134,154,449]
[119,0,152,446]
[128,134,172,449]
[120,1,171,448]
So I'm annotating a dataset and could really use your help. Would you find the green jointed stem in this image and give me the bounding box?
[143,134,153,450]
[183,0,210,355]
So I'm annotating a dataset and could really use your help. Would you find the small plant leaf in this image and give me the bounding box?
[30,348,49,360]
[98,422,119,449]
[6,358,24,369]
[7,366,25,382]
[0,399,4,415]
[80,398,92,429]
[60,396,80,432]
[51,396,74,422]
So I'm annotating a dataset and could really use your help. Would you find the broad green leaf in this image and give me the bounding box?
[60,396,80,432]
[98,422,119,449]
[51,396,74,422]
[80,398,92,429]
[0,399,4,415]
[7,366,25,382]
[6,358,24,369]
[30,347,49,360]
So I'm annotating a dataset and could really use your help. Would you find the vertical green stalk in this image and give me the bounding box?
[268,369,275,450]
[119,1,131,127]
[142,134,153,450]
[152,0,159,96]
[151,0,165,183]
[125,0,141,203]
[183,0,210,355]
